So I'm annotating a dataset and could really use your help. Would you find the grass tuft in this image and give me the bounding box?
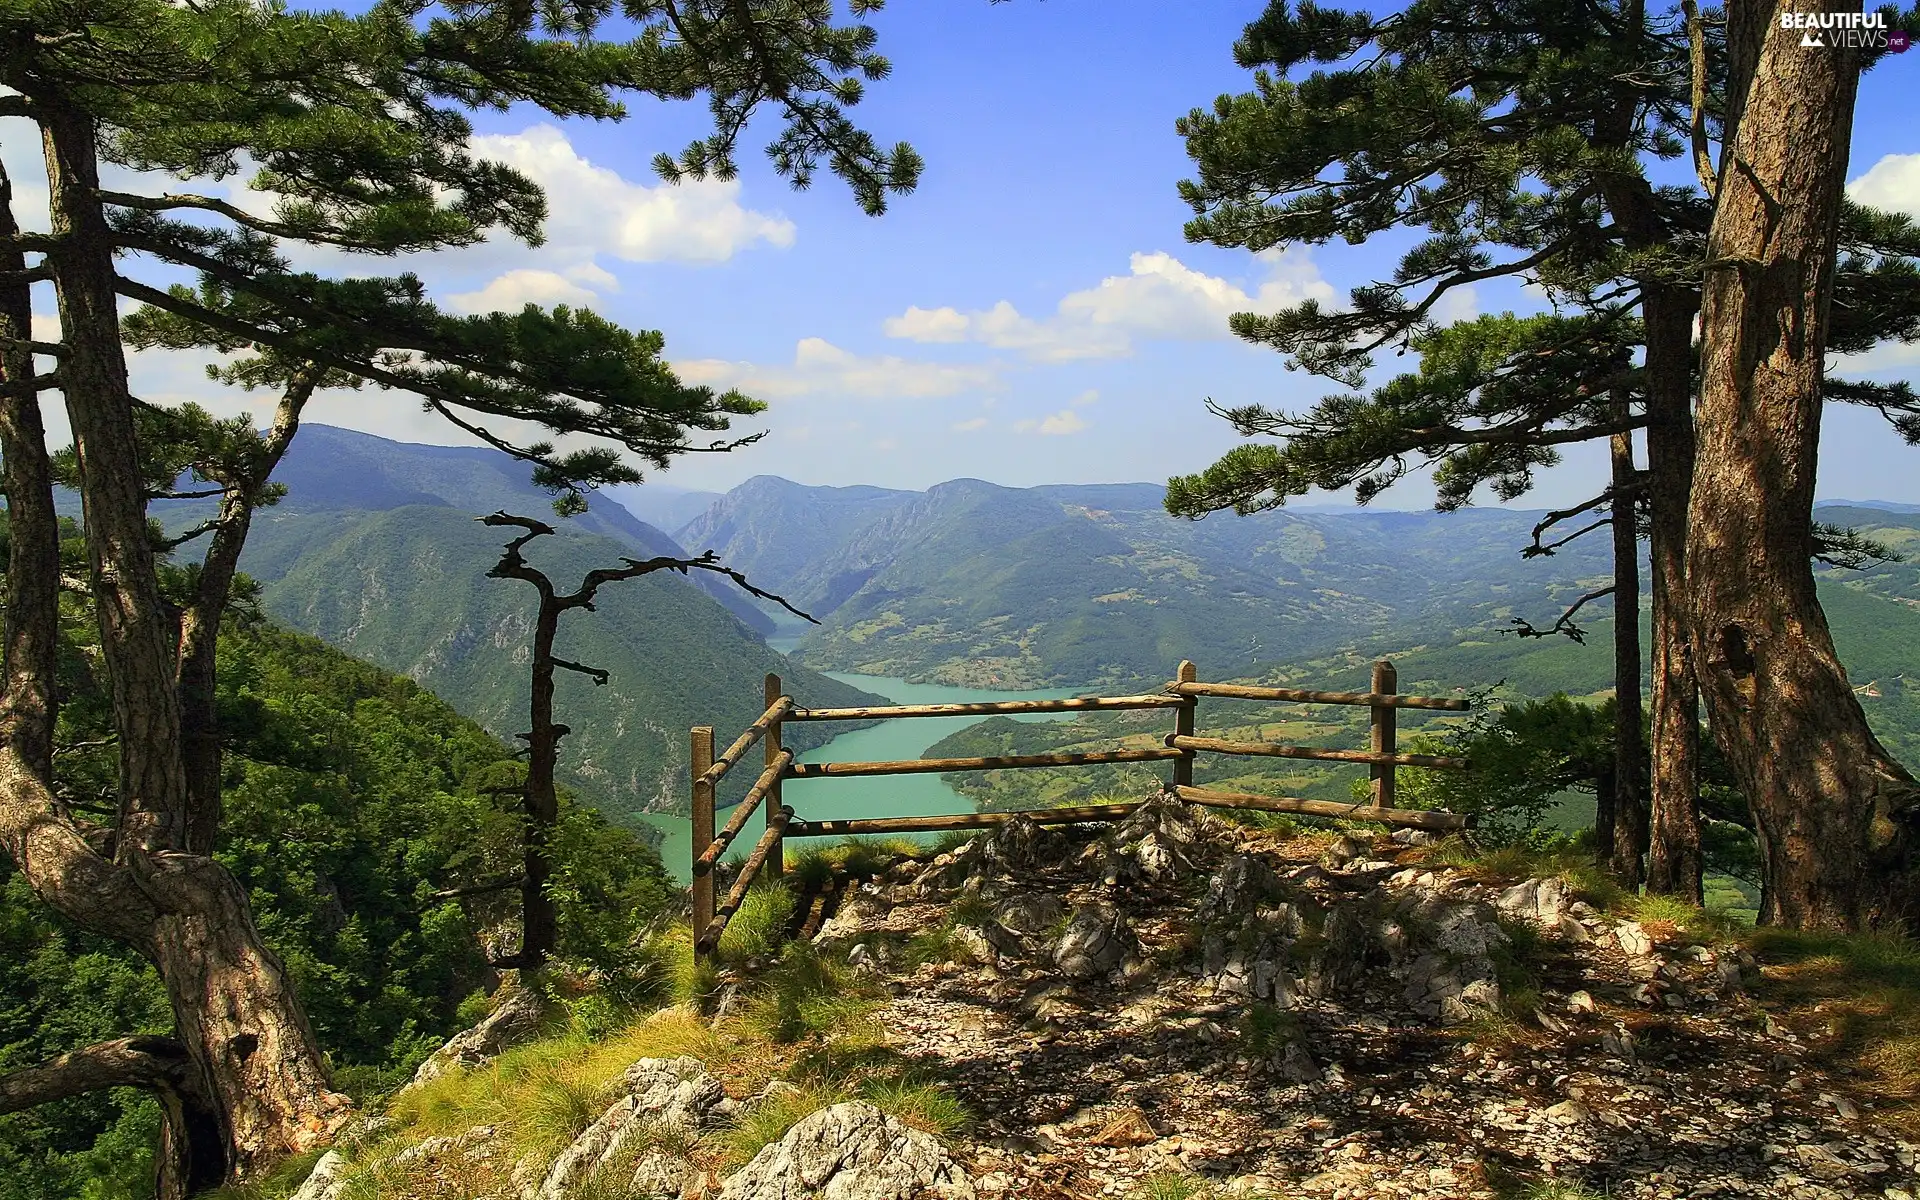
[1745,925,1920,1132]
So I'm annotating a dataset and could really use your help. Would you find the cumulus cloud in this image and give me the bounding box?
[1849,153,1920,219]
[883,249,1334,362]
[469,126,795,265]
[673,337,999,400]
[952,417,990,431]
[1014,409,1089,436]
[447,265,616,314]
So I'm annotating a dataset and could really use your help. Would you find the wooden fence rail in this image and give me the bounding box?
[688,660,1472,956]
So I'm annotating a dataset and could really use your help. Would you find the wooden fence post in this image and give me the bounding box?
[1370,660,1397,810]
[765,673,784,881]
[1174,660,1197,788]
[691,725,715,960]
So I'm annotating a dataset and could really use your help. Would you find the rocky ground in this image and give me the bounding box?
[293,794,1918,1200]
[806,796,1916,1200]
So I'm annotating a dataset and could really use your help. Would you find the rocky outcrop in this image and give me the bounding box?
[717,1101,976,1200]
[535,1057,732,1200]
[408,985,550,1088]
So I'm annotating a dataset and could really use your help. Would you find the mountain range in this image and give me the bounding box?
[98,425,1920,822]
[672,475,1625,689]
[125,426,887,824]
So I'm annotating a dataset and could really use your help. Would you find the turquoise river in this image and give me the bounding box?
[638,669,1082,883]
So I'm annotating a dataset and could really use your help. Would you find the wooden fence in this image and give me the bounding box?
[688,659,1472,957]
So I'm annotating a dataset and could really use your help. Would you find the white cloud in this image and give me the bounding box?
[951,416,989,431]
[1431,284,1479,325]
[447,267,605,314]
[883,248,1332,362]
[673,337,999,400]
[1014,409,1089,436]
[1849,153,1920,219]
[1069,389,1098,407]
[470,126,795,265]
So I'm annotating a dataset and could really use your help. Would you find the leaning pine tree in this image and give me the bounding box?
[0,1,918,1194]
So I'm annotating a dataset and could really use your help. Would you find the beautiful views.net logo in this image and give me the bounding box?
[1779,9,1909,50]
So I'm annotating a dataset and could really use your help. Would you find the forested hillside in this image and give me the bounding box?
[677,476,1619,688]
[0,624,670,1200]
[122,427,887,821]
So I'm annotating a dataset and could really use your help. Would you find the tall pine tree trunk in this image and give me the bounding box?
[1644,292,1703,901]
[1687,0,1920,929]
[9,101,353,1192]
[1607,397,1646,875]
[1595,1,1700,895]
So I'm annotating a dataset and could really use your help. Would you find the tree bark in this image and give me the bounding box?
[175,376,315,851]
[1688,0,1920,929]
[1592,0,1701,896]
[14,102,354,1191]
[1605,396,1646,876]
[1643,292,1703,901]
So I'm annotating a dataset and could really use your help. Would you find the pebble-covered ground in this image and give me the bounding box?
[809,799,1919,1200]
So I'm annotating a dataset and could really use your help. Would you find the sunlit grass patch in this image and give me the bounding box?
[1620,892,1746,944]
[1746,926,1920,1129]
[718,1078,854,1167]
[714,879,798,964]
[788,836,926,889]
[857,1076,970,1137]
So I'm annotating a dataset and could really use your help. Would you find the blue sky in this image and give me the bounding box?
[8,0,1920,507]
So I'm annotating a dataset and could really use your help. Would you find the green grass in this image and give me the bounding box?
[787,836,925,889]
[902,922,984,968]
[716,880,797,964]
[1745,926,1920,1132]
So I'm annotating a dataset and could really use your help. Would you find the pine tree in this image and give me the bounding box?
[0,0,918,1192]
[1161,0,1920,900]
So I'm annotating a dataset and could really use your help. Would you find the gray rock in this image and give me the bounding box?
[1051,904,1136,980]
[1613,921,1654,956]
[408,986,549,1088]
[288,1150,351,1200]
[1198,856,1287,922]
[992,893,1066,940]
[1497,876,1570,925]
[629,1148,698,1198]
[1327,835,1369,866]
[717,1101,976,1199]
[537,1057,729,1200]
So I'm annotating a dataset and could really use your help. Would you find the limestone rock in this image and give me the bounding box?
[629,1148,700,1198]
[717,1101,976,1199]
[409,986,548,1088]
[1050,904,1136,979]
[1198,855,1286,922]
[1496,876,1570,926]
[537,1057,729,1200]
[288,1150,351,1200]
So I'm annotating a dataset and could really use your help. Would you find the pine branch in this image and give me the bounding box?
[1523,478,1646,557]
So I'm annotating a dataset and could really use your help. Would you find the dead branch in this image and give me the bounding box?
[1508,585,1618,643]
[0,1036,196,1114]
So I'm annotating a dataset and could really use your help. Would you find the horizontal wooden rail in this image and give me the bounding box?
[786,694,1186,722]
[1173,784,1468,832]
[785,747,1184,779]
[786,802,1145,839]
[699,697,794,787]
[1166,734,1469,770]
[692,750,795,876]
[1169,681,1469,711]
[696,807,793,952]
